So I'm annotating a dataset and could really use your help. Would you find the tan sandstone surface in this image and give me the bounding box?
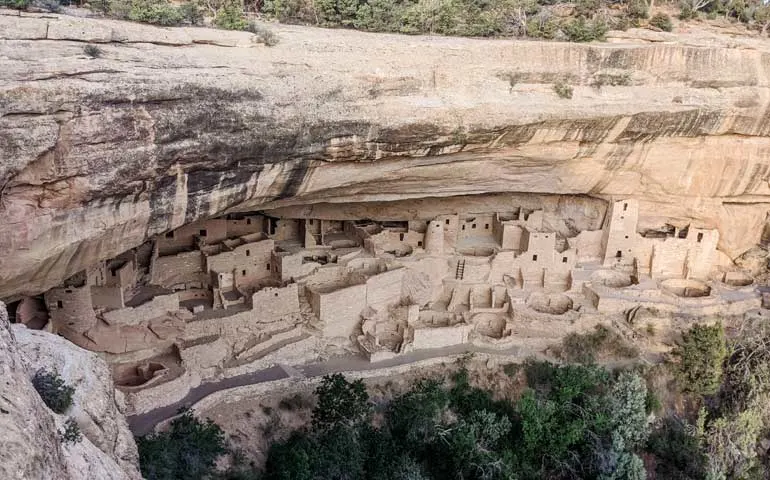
[2,11,770,300]
[0,301,142,480]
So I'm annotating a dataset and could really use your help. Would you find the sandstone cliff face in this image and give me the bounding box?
[2,11,770,298]
[0,301,142,480]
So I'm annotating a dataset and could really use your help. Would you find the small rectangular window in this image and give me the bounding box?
[462,225,466,230]
[399,233,405,241]
[242,270,246,276]
[697,232,703,243]
[532,255,538,261]
[165,231,174,239]
[246,250,251,257]
[56,300,63,308]
[247,218,251,225]
[472,224,476,229]
[562,257,568,263]
[616,250,622,258]
[623,203,628,211]
[309,219,314,225]
[417,241,423,247]
[485,224,489,229]
[445,219,450,225]
[266,264,271,271]
[199,229,207,237]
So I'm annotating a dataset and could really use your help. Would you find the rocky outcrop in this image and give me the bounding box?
[3,11,770,298]
[0,301,68,479]
[0,301,142,480]
[14,327,142,479]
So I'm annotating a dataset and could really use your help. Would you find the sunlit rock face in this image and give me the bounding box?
[2,12,770,299]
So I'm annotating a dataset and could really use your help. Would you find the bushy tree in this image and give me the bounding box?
[262,367,653,480]
[127,0,184,25]
[32,369,75,414]
[607,371,650,450]
[312,373,370,430]
[137,409,228,480]
[672,323,728,396]
[0,0,30,9]
[385,378,448,447]
[649,12,673,31]
[215,0,248,29]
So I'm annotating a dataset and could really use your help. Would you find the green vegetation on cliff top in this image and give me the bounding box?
[9,0,770,43]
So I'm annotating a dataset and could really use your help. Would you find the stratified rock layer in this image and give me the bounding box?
[2,11,770,298]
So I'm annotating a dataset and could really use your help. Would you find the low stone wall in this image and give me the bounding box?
[124,371,203,415]
[586,283,761,316]
[408,324,473,350]
[252,284,300,322]
[102,294,179,326]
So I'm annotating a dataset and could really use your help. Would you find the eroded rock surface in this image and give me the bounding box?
[13,327,142,479]
[0,301,141,480]
[3,11,770,298]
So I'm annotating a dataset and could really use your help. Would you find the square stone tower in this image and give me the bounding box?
[601,199,639,267]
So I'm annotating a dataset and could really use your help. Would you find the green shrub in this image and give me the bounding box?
[32,369,74,414]
[563,16,608,42]
[553,81,574,99]
[679,1,696,19]
[0,0,30,9]
[137,409,228,480]
[560,324,639,362]
[245,21,280,46]
[215,0,248,29]
[526,13,559,38]
[178,0,204,24]
[127,0,184,25]
[626,0,649,19]
[645,390,662,414]
[649,12,673,31]
[647,417,708,479]
[60,418,83,445]
[84,44,103,58]
[575,0,600,17]
[672,323,728,396]
[312,373,370,430]
[316,0,360,26]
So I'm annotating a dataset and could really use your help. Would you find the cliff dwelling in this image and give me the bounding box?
[10,194,762,416]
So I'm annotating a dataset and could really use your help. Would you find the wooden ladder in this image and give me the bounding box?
[455,259,465,280]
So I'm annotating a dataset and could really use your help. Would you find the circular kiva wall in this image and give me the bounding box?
[590,270,633,288]
[661,279,711,298]
[526,292,573,315]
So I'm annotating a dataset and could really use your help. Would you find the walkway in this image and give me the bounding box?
[127,343,527,436]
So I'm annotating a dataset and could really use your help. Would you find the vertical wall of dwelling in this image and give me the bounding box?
[436,214,459,252]
[44,286,98,334]
[226,215,265,238]
[305,219,322,247]
[424,220,444,255]
[156,219,228,255]
[601,199,639,267]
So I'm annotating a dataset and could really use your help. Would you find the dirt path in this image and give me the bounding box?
[127,343,532,436]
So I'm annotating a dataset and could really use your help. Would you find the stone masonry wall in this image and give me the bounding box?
[102,294,179,327]
[251,284,300,322]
